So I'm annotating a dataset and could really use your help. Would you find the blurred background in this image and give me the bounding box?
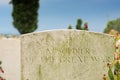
[0,0,120,35]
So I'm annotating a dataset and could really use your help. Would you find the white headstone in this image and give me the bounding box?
[21,30,114,80]
[0,37,20,80]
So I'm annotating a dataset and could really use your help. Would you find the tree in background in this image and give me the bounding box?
[68,25,72,29]
[83,22,88,30]
[67,18,89,30]
[76,19,82,30]
[10,0,40,34]
[104,18,120,33]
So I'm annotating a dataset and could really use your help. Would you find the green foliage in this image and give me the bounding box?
[83,22,88,30]
[75,19,89,30]
[108,67,114,80]
[68,25,72,29]
[104,18,120,33]
[10,0,39,34]
[107,55,120,80]
[76,19,82,30]
[114,62,120,75]
[67,18,89,30]
[103,35,120,80]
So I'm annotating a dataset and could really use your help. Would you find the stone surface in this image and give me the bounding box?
[0,37,20,80]
[21,30,114,80]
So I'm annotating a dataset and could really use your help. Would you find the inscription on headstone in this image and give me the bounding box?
[21,30,114,80]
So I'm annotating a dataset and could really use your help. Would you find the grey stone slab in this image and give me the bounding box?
[21,30,114,80]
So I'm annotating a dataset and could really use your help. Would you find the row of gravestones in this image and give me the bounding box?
[0,30,114,80]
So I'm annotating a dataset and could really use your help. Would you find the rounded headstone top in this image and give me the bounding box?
[20,29,113,37]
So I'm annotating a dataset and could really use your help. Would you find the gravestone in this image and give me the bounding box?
[21,30,114,80]
[0,37,20,80]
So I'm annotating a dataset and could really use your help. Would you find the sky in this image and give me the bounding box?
[0,0,120,34]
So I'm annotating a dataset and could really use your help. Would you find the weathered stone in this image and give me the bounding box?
[0,37,20,80]
[21,30,114,80]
